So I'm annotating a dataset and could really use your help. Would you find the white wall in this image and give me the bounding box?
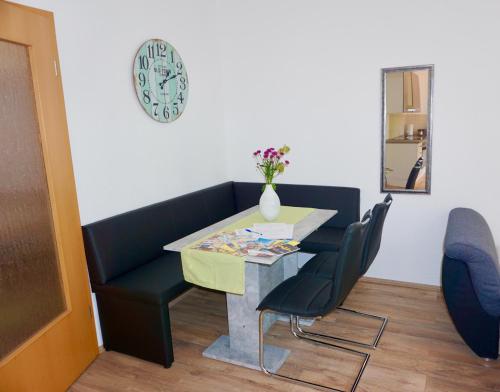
[216,0,500,286]
[18,0,228,224]
[17,0,228,345]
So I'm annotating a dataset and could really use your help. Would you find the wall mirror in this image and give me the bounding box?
[381,65,433,194]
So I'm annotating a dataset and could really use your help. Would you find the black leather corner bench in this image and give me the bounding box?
[82,181,360,367]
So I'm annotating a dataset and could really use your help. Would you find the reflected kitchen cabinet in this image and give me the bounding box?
[381,65,433,194]
[386,71,427,114]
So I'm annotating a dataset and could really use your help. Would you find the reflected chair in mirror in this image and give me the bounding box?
[257,219,371,392]
[296,194,393,350]
[405,157,424,190]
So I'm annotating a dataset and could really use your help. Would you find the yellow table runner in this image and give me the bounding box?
[181,206,314,295]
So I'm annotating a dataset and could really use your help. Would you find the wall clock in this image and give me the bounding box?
[133,39,189,123]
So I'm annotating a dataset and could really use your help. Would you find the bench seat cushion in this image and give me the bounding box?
[300,227,346,253]
[93,252,191,305]
[444,208,500,317]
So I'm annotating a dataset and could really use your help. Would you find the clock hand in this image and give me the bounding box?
[165,73,179,82]
[159,74,178,90]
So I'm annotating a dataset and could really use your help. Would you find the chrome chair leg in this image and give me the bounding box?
[291,316,370,392]
[297,307,388,349]
[259,310,370,392]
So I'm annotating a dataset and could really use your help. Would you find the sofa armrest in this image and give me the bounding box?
[444,208,500,317]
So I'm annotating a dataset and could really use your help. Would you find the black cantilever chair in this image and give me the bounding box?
[405,157,424,189]
[257,218,371,392]
[297,194,393,350]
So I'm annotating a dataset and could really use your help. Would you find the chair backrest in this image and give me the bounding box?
[360,194,392,275]
[406,157,424,189]
[329,216,371,306]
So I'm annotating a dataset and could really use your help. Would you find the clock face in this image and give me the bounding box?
[133,39,189,123]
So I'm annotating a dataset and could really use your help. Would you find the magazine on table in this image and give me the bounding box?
[191,230,300,258]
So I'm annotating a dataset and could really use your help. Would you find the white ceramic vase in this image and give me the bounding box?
[259,184,280,221]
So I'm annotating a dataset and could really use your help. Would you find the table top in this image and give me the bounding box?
[163,206,337,265]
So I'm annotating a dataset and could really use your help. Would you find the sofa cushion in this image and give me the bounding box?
[93,252,191,305]
[300,227,346,253]
[444,208,500,317]
[233,182,359,228]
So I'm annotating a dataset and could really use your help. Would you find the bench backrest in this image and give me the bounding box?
[82,181,361,287]
[233,182,360,229]
[82,182,236,286]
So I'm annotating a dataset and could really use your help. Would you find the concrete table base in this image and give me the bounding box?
[203,335,290,372]
[202,253,299,372]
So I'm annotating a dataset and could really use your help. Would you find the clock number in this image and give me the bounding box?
[139,55,150,70]
[156,43,167,58]
[143,89,151,104]
[172,103,179,116]
[176,62,183,73]
[170,50,174,64]
[163,105,170,119]
[179,76,187,91]
[177,91,185,104]
[152,102,159,116]
[138,72,146,87]
[147,45,155,58]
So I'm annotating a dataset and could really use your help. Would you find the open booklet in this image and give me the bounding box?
[192,230,300,258]
[251,223,294,240]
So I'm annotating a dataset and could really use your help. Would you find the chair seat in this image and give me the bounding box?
[300,227,345,253]
[94,252,191,305]
[299,251,339,278]
[257,274,337,318]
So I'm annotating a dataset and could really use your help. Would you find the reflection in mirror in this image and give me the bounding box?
[381,65,433,193]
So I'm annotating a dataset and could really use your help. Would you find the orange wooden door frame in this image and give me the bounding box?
[0,2,98,391]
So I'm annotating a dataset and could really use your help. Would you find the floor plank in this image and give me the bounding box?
[70,280,500,392]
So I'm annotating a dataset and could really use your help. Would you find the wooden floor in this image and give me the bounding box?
[70,279,500,392]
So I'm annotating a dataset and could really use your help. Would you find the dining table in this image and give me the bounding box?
[164,205,337,372]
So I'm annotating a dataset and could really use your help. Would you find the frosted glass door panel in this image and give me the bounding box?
[0,40,66,360]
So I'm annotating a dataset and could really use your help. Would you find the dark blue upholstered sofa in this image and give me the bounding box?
[82,181,359,367]
[442,208,500,359]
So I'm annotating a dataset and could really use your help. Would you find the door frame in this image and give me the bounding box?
[0,2,98,390]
